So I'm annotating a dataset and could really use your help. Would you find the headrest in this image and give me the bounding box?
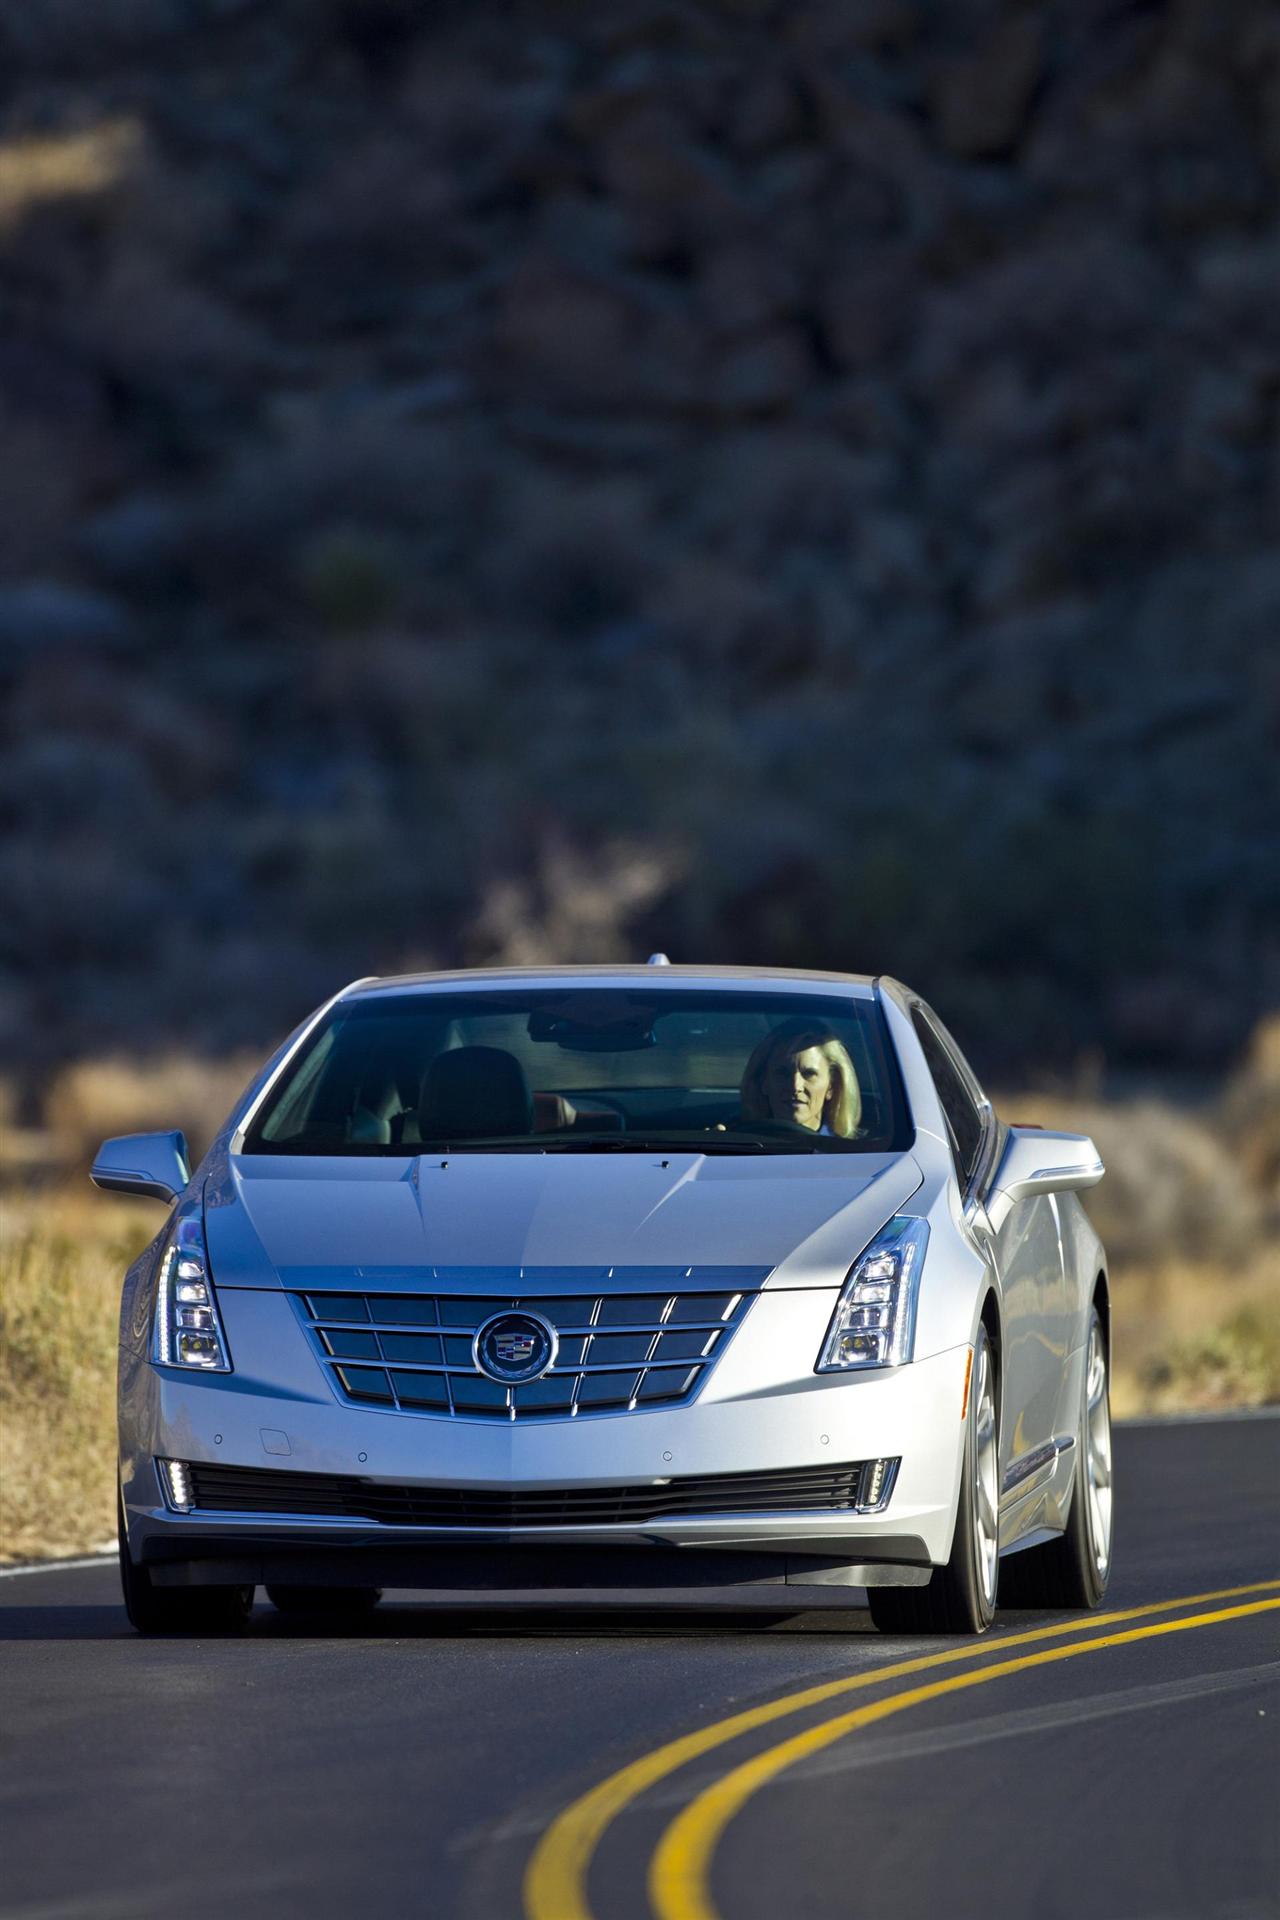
[419,1046,534,1140]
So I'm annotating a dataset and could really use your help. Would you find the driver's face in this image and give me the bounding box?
[765,1046,833,1130]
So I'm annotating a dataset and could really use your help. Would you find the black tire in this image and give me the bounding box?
[265,1584,383,1617]
[118,1493,254,1636]
[869,1321,1000,1636]
[999,1302,1113,1611]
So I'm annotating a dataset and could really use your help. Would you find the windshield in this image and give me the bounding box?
[241,987,912,1156]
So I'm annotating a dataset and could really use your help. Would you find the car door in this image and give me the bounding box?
[910,1007,1066,1490]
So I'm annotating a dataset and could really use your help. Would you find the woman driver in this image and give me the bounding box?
[739,1021,862,1137]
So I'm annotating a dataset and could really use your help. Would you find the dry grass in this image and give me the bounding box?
[1,1042,1277,1561]
[0,1188,155,1561]
[1219,1013,1280,1197]
[43,1052,260,1173]
[1108,1254,1280,1418]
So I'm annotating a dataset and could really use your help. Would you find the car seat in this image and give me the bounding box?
[418,1046,535,1140]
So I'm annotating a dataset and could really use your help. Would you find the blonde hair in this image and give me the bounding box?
[740,1022,862,1137]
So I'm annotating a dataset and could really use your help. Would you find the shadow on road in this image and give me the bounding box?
[0,1597,879,1641]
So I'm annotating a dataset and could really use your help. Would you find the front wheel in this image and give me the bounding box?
[999,1302,1113,1611]
[118,1494,254,1636]
[869,1322,1000,1635]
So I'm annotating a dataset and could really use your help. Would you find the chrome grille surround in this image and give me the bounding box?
[289,1266,768,1420]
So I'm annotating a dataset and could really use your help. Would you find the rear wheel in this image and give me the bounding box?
[999,1302,1112,1610]
[265,1585,383,1618]
[118,1494,254,1636]
[869,1322,999,1635]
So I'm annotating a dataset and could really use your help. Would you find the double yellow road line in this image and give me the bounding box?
[525,1579,1280,1920]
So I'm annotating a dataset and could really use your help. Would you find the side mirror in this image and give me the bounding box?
[985,1126,1103,1231]
[91,1130,191,1204]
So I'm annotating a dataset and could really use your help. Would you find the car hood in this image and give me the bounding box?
[205,1150,924,1294]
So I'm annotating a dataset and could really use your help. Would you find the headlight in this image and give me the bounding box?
[152,1210,232,1372]
[816,1216,929,1372]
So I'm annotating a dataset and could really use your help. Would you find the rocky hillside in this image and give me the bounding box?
[1,0,1276,1087]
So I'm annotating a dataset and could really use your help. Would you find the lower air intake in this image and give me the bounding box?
[184,1459,900,1526]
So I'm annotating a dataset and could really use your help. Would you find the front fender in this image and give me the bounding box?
[906,1154,994,1365]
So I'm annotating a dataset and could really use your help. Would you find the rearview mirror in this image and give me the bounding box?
[985,1126,1103,1231]
[91,1130,191,1204]
[527,997,658,1052]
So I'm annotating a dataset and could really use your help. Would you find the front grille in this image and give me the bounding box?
[290,1268,766,1420]
[185,1459,896,1526]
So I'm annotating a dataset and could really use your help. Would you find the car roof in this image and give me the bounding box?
[343,965,880,1002]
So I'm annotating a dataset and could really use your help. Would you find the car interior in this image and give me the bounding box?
[247,993,905,1153]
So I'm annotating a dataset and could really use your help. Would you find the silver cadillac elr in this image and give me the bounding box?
[97,965,1112,1635]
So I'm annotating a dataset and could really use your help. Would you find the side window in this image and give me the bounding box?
[912,1010,984,1189]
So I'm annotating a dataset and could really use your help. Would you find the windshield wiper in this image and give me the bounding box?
[529,1135,816,1155]
[412,1138,698,1156]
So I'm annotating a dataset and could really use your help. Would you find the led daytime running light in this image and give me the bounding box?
[158,1458,195,1512]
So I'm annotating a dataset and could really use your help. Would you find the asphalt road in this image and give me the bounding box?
[2,1416,1277,1920]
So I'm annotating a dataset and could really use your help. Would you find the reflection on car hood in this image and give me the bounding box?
[206,1150,924,1293]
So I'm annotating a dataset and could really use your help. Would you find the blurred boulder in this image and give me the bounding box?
[0,582,138,654]
[712,327,811,416]
[928,13,1044,160]
[79,495,190,583]
[697,241,799,338]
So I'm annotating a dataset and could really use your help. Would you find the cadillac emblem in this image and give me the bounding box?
[473,1310,558,1385]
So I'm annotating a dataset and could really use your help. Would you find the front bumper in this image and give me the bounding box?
[120,1287,970,1588]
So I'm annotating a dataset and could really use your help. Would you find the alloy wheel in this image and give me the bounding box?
[972,1335,1000,1608]
[1084,1317,1113,1580]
